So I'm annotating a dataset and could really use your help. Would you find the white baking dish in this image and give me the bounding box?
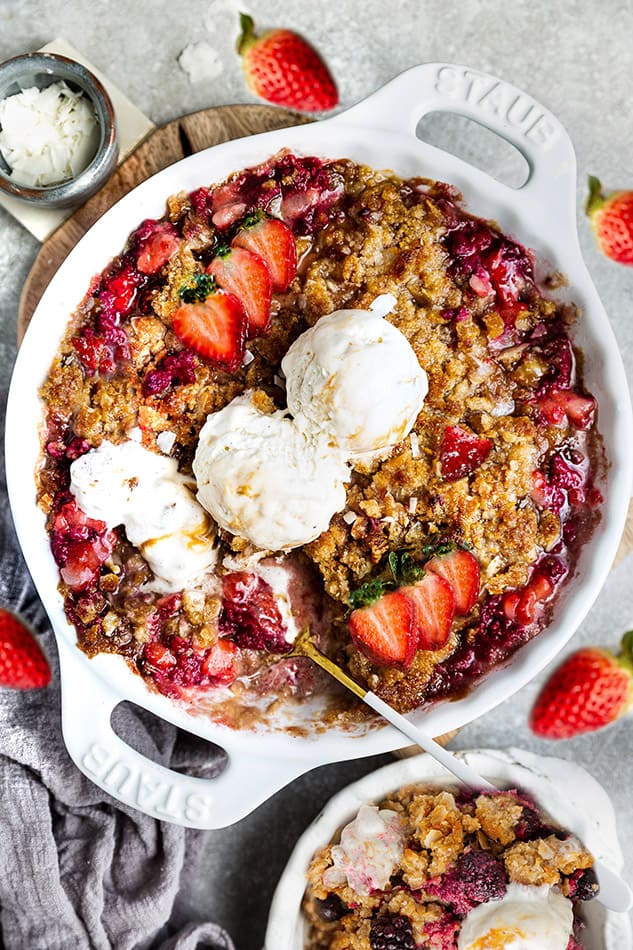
[264,748,632,950]
[6,64,633,828]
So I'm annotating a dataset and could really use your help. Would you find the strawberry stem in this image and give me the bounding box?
[585,175,606,218]
[240,210,264,230]
[618,629,633,675]
[236,12,258,56]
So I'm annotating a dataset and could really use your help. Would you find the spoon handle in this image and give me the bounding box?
[365,691,496,790]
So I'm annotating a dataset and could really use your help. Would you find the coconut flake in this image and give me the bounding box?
[409,431,420,458]
[343,510,357,525]
[242,349,254,366]
[369,293,397,318]
[0,81,98,187]
[409,496,418,515]
[178,41,224,84]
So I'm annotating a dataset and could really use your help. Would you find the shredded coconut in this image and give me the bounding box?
[178,41,224,84]
[156,430,176,454]
[409,430,420,457]
[0,81,98,187]
[409,496,418,515]
[343,510,357,525]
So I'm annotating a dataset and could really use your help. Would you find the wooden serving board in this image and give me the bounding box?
[17,104,633,563]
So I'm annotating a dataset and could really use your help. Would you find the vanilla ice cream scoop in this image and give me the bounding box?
[70,439,217,592]
[322,804,406,896]
[281,295,428,456]
[457,883,573,950]
[193,393,350,552]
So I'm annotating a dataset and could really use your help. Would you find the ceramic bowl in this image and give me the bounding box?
[6,64,633,828]
[265,748,632,950]
[0,51,118,208]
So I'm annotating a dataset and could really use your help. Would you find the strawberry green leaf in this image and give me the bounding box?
[585,175,606,218]
[178,273,216,303]
[618,629,633,674]
[236,12,258,55]
[420,540,456,560]
[348,577,392,610]
[388,550,425,586]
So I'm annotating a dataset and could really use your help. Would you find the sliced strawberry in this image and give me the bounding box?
[426,549,480,615]
[439,425,492,482]
[530,572,555,601]
[172,289,247,371]
[349,590,416,667]
[502,590,521,623]
[136,226,180,275]
[400,573,455,651]
[233,215,297,291]
[207,245,272,337]
[484,240,533,316]
[211,180,249,229]
[512,571,555,626]
[143,641,177,672]
[469,272,493,297]
[202,638,237,684]
[60,540,104,590]
[530,469,564,511]
[536,386,597,430]
[98,261,143,318]
[562,391,597,430]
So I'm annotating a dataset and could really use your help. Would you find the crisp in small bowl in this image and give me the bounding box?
[265,749,631,950]
[0,51,118,208]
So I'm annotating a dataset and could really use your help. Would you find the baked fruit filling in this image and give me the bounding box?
[303,786,598,949]
[37,150,603,717]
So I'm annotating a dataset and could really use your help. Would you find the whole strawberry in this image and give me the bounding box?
[530,631,633,739]
[236,13,338,113]
[586,176,633,266]
[0,608,51,689]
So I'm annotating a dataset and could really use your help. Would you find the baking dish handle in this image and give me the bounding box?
[338,62,576,218]
[57,636,306,828]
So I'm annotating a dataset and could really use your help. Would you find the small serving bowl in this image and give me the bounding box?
[265,749,632,950]
[0,51,118,208]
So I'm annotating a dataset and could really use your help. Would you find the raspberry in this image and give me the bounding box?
[423,911,460,948]
[369,914,415,950]
[142,349,197,396]
[219,572,290,653]
[566,866,599,902]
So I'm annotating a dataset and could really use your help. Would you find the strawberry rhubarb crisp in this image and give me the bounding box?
[303,785,598,949]
[37,150,603,717]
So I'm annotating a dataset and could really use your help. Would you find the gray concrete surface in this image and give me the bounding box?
[0,2,632,948]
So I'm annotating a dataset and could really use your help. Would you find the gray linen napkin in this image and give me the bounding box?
[0,462,235,950]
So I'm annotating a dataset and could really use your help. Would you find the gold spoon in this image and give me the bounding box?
[288,625,495,790]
